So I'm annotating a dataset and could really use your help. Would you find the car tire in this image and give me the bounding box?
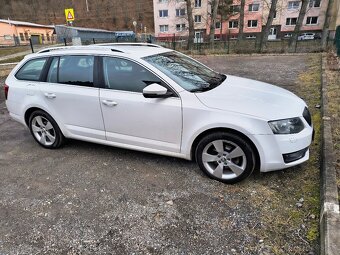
[29,110,65,149]
[195,132,256,184]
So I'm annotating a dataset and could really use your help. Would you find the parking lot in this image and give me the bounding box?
[0,54,321,254]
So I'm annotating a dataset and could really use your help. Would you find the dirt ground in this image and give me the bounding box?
[0,54,322,254]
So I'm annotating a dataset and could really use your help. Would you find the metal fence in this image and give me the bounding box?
[0,35,58,47]
[0,33,331,56]
[155,35,327,55]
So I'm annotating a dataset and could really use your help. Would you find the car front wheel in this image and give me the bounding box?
[29,110,64,149]
[195,132,256,184]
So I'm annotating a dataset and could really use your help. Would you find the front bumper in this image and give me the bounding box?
[253,124,313,172]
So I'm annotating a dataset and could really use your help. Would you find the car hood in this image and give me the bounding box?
[194,75,306,120]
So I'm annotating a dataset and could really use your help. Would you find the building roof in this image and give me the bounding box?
[0,19,54,28]
[55,25,115,34]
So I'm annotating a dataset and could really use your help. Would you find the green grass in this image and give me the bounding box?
[325,53,340,198]
[245,54,322,254]
[0,55,24,64]
[0,46,30,57]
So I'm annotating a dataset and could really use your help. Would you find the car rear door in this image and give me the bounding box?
[99,56,182,153]
[39,55,105,140]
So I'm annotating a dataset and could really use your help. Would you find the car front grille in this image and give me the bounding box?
[303,107,312,126]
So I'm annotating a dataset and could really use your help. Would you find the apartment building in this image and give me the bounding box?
[153,0,331,41]
[153,0,209,42]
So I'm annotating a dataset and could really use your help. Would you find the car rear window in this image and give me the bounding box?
[15,58,47,81]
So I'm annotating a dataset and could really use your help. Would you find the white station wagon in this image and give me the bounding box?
[4,43,313,183]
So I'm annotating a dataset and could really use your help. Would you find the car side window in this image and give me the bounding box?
[103,57,161,93]
[15,58,47,81]
[58,55,94,87]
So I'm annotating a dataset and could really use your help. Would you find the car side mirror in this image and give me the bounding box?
[143,83,173,98]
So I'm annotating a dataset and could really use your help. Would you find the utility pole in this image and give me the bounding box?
[85,0,89,12]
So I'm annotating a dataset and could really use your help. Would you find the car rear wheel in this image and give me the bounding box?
[29,110,64,149]
[195,132,256,184]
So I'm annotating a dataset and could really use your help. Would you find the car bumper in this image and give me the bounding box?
[253,126,313,172]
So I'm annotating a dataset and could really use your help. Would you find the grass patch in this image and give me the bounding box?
[0,46,30,57]
[0,56,24,64]
[325,53,340,198]
[246,54,322,254]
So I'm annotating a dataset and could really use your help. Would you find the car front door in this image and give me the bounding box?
[99,56,182,153]
[40,55,105,140]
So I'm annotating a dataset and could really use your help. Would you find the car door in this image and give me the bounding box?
[99,56,182,153]
[40,55,105,140]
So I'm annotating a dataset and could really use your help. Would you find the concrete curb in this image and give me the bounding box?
[320,53,340,255]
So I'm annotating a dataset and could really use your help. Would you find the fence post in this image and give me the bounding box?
[93,38,96,44]
[227,31,230,54]
[29,38,34,53]
[63,38,67,46]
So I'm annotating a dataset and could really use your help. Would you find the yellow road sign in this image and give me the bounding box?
[65,8,75,22]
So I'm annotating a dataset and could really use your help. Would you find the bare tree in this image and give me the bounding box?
[186,0,195,50]
[209,0,220,44]
[217,0,234,41]
[321,0,334,50]
[258,0,278,52]
[288,0,309,51]
[237,0,246,42]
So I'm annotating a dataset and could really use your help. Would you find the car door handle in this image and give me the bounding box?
[44,93,56,99]
[102,100,118,107]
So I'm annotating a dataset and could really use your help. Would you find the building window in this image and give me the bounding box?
[288,1,300,9]
[195,0,202,7]
[194,15,202,23]
[306,16,318,25]
[24,32,29,40]
[286,17,297,25]
[46,33,50,41]
[215,22,221,29]
[159,0,168,3]
[230,5,240,13]
[229,20,239,28]
[41,34,45,41]
[230,35,238,40]
[159,10,168,18]
[4,35,12,40]
[19,33,25,41]
[309,0,321,7]
[159,25,169,32]
[246,35,257,39]
[247,20,258,28]
[176,24,186,31]
[248,4,260,11]
[176,8,186,16]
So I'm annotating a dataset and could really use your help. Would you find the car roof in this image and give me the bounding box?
[33,43,173,59]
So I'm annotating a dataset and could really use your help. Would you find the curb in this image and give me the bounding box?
[320,53,340,255]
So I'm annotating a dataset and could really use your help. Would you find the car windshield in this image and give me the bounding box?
[143,51,226,92]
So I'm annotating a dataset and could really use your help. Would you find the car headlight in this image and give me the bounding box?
[268,117,304,134]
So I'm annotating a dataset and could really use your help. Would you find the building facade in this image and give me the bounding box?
[0,19,55,46]
[153,0,331,41]
[153,0,209,42]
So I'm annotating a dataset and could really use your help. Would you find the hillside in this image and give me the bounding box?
[0,0,154,32]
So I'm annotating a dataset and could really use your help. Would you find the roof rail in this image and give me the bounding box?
[92,43,163,48]
[36,46,86,54]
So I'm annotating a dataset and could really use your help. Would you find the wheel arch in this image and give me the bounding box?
[24,107,43,126]
[190,127,261,171]
[24,107,67,137]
